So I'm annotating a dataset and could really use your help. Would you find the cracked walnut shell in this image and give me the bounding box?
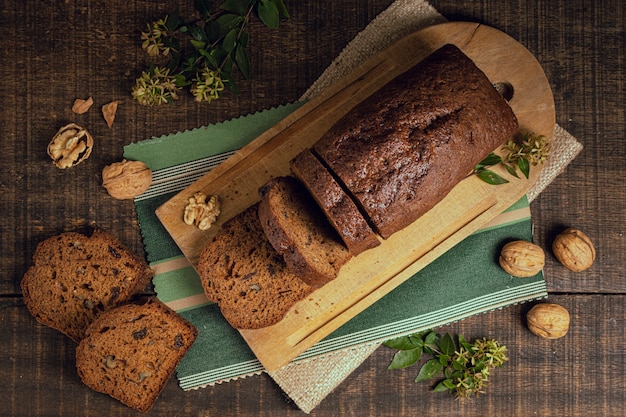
[526,303,570,339]
[47,123,94,169]
[499,240,545,277]
[102,160,152,200]
[552,228,596,272]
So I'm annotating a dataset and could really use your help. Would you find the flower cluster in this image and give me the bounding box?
[131,67,182,106]
[131,0,289,106]
[384,330,509,399]
[503,132,551,166]
[190,67,226,103]
[140,19,170,57]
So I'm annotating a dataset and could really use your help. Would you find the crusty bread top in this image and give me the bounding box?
[196,204,312,329]
[290,149,381,256]
[258,176,352,287]
[75,298,197,412]
[313,44,519,238]
[21,229,153,342]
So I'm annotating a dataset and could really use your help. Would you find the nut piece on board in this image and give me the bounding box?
[183,192,220,230]
[499,240,545,277]
[552,228,596,272]
[102,160,152,200]
[526,303,570,339]
[47,123,94,169]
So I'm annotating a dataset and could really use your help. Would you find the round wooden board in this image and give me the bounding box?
[156,22,556,371]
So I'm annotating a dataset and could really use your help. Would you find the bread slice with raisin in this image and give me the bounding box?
[258,176,352,288]
[21,229,153,342]
[75,298,197,412]
[196,203,312,329]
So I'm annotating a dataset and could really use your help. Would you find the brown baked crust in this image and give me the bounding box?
[290,149,381,256]
[75,298,197,412]
[196,204,312,329]
[313,44,519,238]
[20,229,154,342]
[258,176,352,287]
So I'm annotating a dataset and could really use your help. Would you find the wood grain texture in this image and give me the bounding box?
[1,0,624,415]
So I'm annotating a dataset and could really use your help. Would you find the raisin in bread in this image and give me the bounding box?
[312,44,519,238]
[75,298,197,412]
[290,149,380,256]
[21,229,153,342]
[196,204,312,329]
[258,176,352,287]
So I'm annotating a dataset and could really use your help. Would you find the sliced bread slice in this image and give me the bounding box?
[196,203,312,329]
[258,176,352,288]
[21,229,153,342]
[290,149,380,255]
[75,298,197,412]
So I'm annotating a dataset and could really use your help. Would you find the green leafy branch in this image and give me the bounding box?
[132,0,289,106]
[473,132,550,185]
[384,330,508,399]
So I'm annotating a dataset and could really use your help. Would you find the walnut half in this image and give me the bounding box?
[47,123,94,169]
[183,192,220,231]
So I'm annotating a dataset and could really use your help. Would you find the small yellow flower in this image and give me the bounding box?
[190,67,226,103]
[132,67,181,106]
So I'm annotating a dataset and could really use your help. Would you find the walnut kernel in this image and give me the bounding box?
[552,228,596,272]
[47,123,94,169]
[102,160,152,200]
[499,240,545,277]
[183,192,221,231]
[526,303,570,339]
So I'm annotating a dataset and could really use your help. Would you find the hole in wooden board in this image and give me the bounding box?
[494,81,514,101]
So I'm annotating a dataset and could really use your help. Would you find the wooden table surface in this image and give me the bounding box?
[1,1,624,416]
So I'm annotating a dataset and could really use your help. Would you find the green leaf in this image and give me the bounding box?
[235,44,250,79]
[190,39,206,50]
[476,152,502,169]
[194,0,213,18]
[476,169,510,185]
[220,0,253,15]
[216,14,244,36]
[433,380,452,392]
[223,28,239,52]
[188,25,207,42]
[440,333,456,356]
[388,346,423,369]
[165,12,182,32]
[505,163,520,178]
[257,0,280,29]
[270,0,290,18]
[383,335,418,350]
[415,359,443,382]
[518,157,530,179]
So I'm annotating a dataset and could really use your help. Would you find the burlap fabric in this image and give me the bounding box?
[268,0,583,413]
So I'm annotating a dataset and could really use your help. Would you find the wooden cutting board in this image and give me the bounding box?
[155,22,555,372]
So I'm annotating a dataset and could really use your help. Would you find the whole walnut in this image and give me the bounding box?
[526,303,570,339]
[499,240,545,277]
[102,160,152,200]
[552,228,596,272]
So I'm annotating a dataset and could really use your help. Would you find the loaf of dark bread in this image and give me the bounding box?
[290,149,381,256]
[21,229,153,342]
[75,298,197,412]
[312,44,519,238]
[258,176,352,287]
[196,204,313,329]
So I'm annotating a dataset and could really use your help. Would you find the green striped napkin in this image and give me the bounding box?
[124,103,547,390]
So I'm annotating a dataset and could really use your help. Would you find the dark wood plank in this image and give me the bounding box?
[3,294,624,416]
[1,0,624,416]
